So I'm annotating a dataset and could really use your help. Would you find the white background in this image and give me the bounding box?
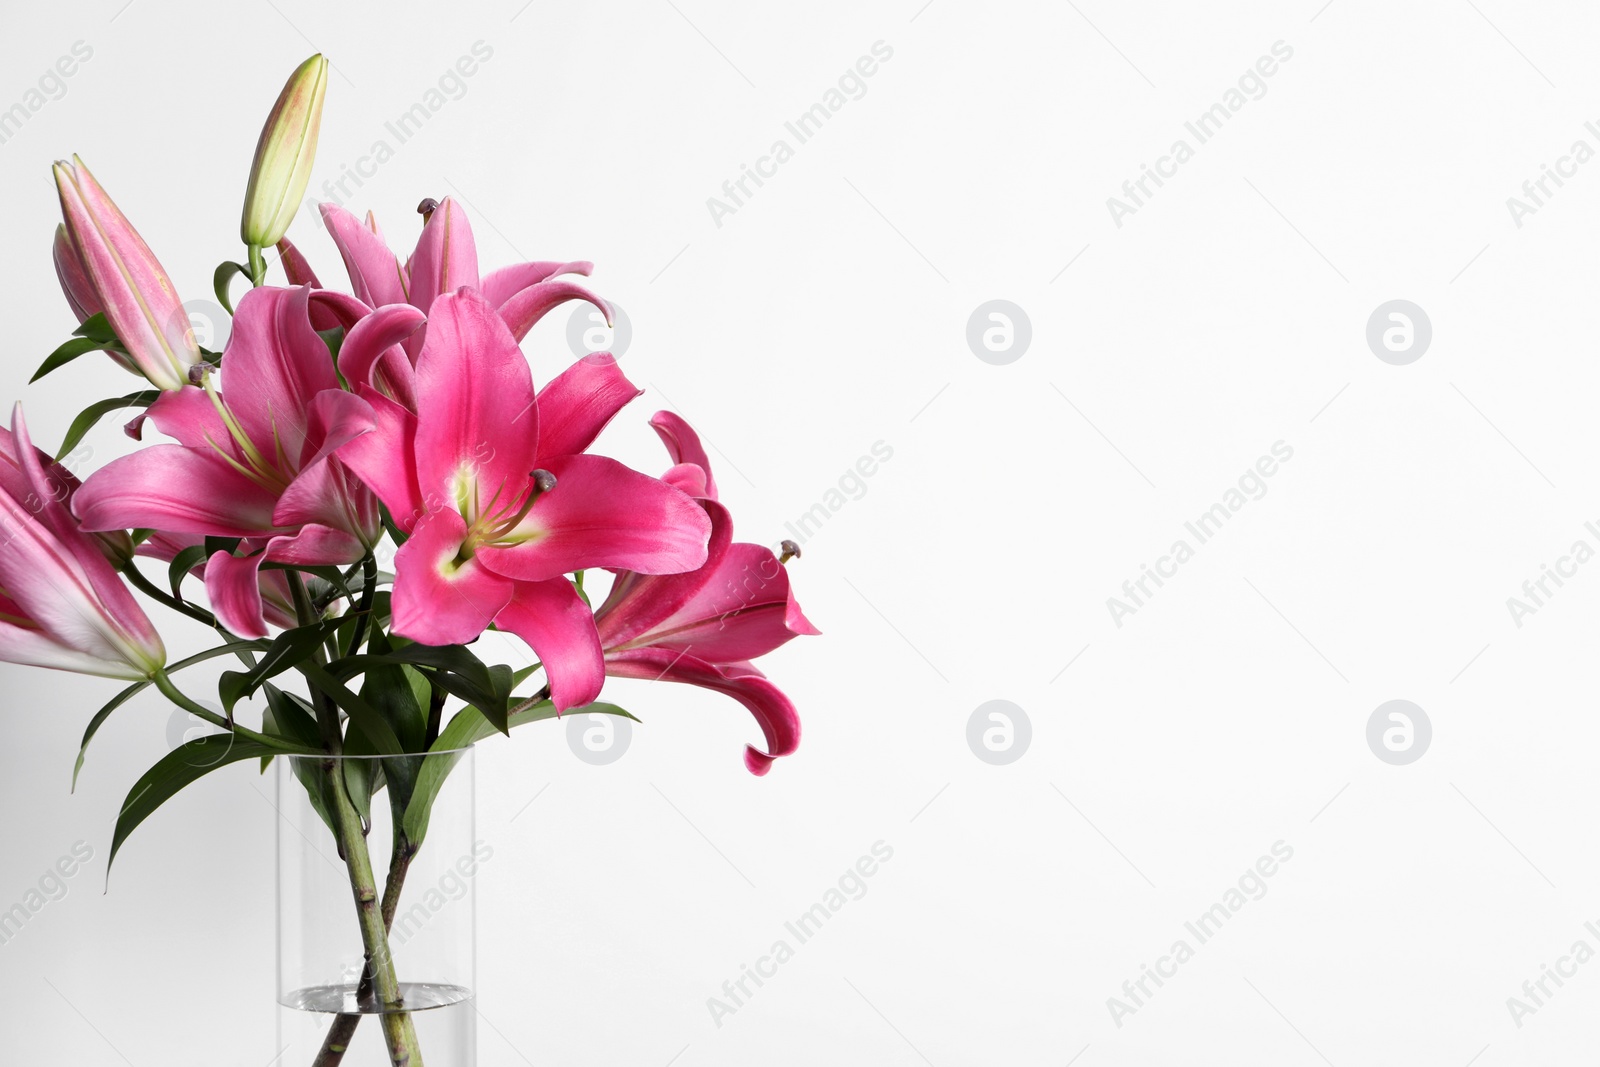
[2,0,1599,1063]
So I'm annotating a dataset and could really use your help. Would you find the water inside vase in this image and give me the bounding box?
[281,981,473,1014]
[277,984,477,1065]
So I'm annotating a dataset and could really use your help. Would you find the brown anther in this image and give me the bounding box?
[417,197,440,223]
[779,539,801,564]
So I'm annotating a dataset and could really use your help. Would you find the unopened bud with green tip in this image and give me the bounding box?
[240,54,329,248]
[54,156,200,391]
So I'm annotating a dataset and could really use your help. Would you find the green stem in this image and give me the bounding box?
[150,670,313,753]
[312,815,420,1065]
[123,563,219,629]
[247,243,267,287]
[324,757,426,1067]
[345,556,378,658]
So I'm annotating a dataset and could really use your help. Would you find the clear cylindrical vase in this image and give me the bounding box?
[275,748,478,1066]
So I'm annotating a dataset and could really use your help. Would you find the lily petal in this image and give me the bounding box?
[621,542,818,662]
[54,157,198,391]
[660,462,709,499]
[493,578,604,713]
[222,285,341,466]
[481,260,593,308]
[144,386,234,453]
[412,288,538,513]
[275,235,323,288]
[650,411,718,501]
[606,650,799,775]
[476,455,711,582]
[321,202,409,308]
[498,279,609,343]
[405,198,479,319]
[336,388,424,531]
[52,224,101,324]
[12,407,161,659]
[74,445,282,537]
[594,499,732,650]
[534,353,642,462]
[205,549,270,638]
[337,303,426,396]
[391,507,513,646]
[271,391,378,535]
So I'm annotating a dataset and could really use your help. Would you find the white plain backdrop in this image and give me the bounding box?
[2,0,1600,1063]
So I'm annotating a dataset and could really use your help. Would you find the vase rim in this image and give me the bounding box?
[282,745,476,760]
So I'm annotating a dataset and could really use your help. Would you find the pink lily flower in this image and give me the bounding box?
[0,406,165,680]
[73,285,381,638]
[337,287,711,712]
[53,157,201,391]
[314,196,607,359]
[136,531,303,632]
[594,413,818,775]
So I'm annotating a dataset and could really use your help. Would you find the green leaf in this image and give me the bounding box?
[361,631,426,753]
[296,661,404,755]
[218,617,345,714]
[56,391,159,461]
[260,686,330,840]
[71,680,150,791]
[317,327,346,363]
[32,336,116,383]
[107,735,276,882]
[167,545,208,598]
[260,684,321,757]
[341,725,376,825]
[73,639,266,791]
[167,640,270,674]
[72,312,118,344]
[327,644,513,737]
[204,535,242,558]
[213,261,248,315]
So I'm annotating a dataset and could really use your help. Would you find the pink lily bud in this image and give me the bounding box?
[54,157,200,392]
[241,54,329,248]
[0,406,165,680]
[51,223,101,324]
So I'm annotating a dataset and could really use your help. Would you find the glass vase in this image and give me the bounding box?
[275,748,478,1066]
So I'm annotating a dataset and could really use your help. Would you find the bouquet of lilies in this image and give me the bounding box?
[12,53,815,1064]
